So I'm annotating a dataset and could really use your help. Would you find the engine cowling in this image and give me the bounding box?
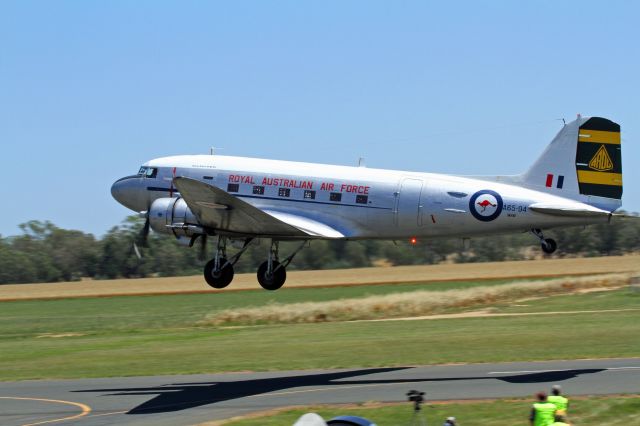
[148,197,203,237]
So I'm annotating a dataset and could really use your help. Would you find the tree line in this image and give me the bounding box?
[1,214,638,284]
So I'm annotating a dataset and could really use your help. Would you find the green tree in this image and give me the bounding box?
[0,240,37,284]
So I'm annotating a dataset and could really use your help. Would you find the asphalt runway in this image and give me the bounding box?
[1,358,638,426]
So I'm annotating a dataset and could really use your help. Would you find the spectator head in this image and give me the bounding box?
[536,391,547,401]
[551,385,562,396]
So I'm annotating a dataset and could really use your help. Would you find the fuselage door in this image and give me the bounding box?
[394,178,424,227]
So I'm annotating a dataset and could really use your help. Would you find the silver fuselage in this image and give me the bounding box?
[112,155,607,240]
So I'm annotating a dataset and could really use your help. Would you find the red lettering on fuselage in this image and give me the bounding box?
[228,174,255,184]
[262,177,313,189]
[320,182,335,191]
[228,175,371,195]
[340,184,370,194]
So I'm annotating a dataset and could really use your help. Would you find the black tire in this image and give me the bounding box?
[204,257,234,289]
[257,260,287,291]
[541,238,557,254]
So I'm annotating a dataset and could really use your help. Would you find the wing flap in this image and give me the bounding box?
[264,210,344,238]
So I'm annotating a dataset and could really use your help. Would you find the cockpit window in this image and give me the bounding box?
[138,166,158,178]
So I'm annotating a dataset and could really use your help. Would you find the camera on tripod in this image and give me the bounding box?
[406,390,427,425]
[407,390,425,404]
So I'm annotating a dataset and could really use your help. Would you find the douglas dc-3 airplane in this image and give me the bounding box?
[112,116,624,290]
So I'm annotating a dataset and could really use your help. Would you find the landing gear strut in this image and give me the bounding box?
[257,240,307,291]
[531,228,557,254]
[203,236,253,289]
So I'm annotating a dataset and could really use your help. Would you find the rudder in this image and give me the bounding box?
[575,117,622,199]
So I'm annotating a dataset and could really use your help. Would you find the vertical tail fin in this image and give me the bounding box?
[520,116,622,211]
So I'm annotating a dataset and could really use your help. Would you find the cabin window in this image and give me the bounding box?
[356,195,368,204]
[138,166,158,178]
[203,176,214,180]
[304,190,316,200]
[330,192,342,202]
[227,183,239,192]
[278,188,290,197]
[253,185,265,195]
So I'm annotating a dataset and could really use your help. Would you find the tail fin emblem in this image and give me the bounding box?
[588,145,614,172]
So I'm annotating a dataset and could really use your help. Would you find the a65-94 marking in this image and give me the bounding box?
[503,204,527,213]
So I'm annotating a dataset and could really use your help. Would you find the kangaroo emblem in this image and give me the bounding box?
[477,199,497,212]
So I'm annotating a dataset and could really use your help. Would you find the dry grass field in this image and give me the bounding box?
[0,254,638,301]
[203,273,635,325]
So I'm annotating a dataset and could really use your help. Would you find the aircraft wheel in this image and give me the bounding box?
[204,257,234,289]
[257,260,286,291]
[541,238,557,254]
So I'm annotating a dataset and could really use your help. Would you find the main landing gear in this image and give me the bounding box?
[531,228,557,254]
[202,236,307,290]
[203,237,253,289]
[257,240,307,291]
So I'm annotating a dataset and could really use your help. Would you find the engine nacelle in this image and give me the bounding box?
[148,197,203,238]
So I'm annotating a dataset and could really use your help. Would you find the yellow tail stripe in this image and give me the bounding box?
[578,130,621,144]
[577,170,623,186]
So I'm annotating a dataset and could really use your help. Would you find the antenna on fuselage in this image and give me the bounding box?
[210,147,224,155]
[358,157,366,167]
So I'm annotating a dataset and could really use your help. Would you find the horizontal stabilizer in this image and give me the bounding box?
[529,203,611,217]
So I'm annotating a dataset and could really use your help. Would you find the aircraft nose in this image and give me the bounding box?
[111,178,126,205]
[111,176,147,212]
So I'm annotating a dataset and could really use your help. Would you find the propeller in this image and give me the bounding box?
[132,211,150,260]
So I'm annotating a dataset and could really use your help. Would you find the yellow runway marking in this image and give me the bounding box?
[83,410,129,419]
[0,397,91,426]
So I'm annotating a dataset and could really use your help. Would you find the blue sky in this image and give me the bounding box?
[1,1,638,237]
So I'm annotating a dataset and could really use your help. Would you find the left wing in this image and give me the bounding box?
[172,177,343,238]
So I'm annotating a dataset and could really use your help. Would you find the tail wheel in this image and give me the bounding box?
[541,238,557,254]
[204,257,234,289]
[257,260,286,291]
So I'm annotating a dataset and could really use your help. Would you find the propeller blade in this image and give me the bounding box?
[132,242,142,260]
[132,211,150,259]
[140,216,150,247]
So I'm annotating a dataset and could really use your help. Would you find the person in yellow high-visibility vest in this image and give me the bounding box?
[548,385,569,415]
[529,392,557,426]
[551,413,571,425]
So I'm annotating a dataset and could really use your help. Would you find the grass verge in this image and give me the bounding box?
[216,395,640,426]
[1,287,639,380]
[1,276,639,381]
